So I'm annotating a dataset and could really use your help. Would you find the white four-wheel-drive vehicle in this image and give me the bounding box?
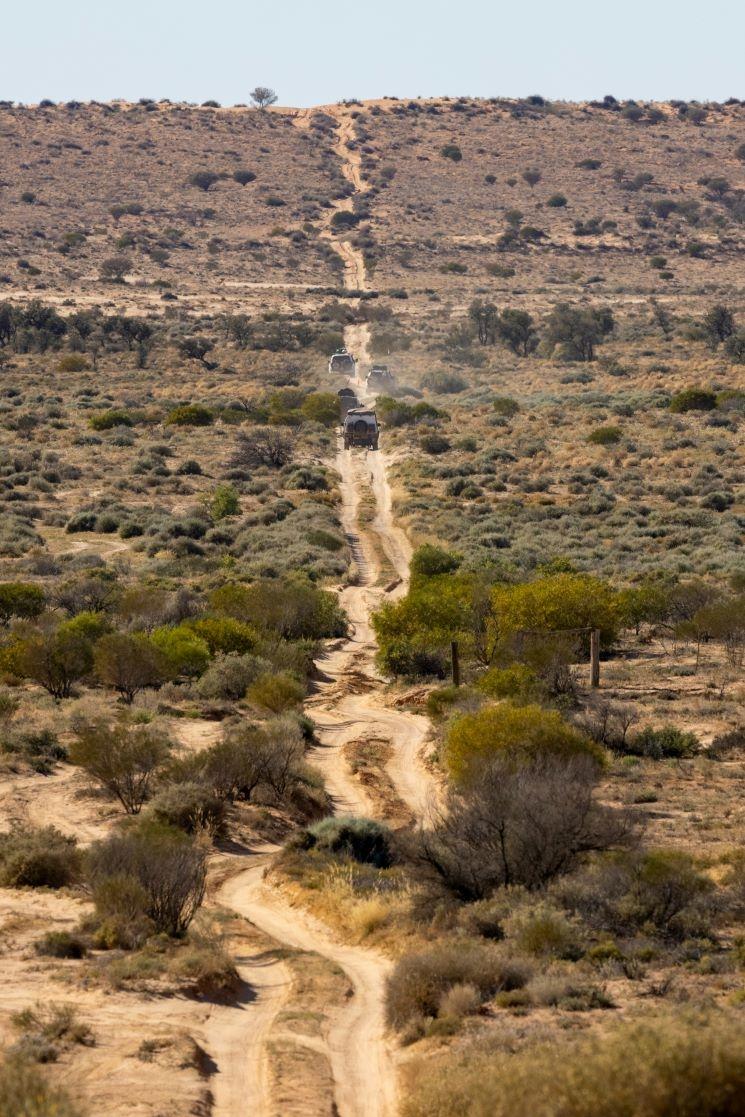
[329,347,357,376]
[366,363,396,393]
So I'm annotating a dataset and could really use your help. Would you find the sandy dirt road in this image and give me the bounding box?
[206,105,434,1117]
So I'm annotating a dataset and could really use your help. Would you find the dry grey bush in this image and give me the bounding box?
[419,754,637,899]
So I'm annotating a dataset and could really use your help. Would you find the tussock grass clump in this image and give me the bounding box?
[0,1057,83,1116]
[301,816,395,868]
[401,1014,745,1117]
[386,940,531,1030]
[0,826,81,888]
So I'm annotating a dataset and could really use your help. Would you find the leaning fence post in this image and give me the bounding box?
[590,629,601,688]
[451,640,460,687]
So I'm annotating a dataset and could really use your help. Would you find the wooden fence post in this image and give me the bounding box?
[590,629,600,688]
[451,640,460,687]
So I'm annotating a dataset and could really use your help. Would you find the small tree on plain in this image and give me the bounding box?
[702,304,735,348]
[231,427,294,468]
[522,167,542,188]
[250,87,278,109]
[0,582,45,626]
[188,171,220,192]
[545,303,614,361]
[498,309,539,356]
[93,632,169,703]
[17,623,94,699]
[69,721,172,813]
[179,335,214,365]
[468,300,498,345]
[100,255,131,281]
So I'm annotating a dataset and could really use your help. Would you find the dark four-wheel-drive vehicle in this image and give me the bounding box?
[343,407,379,450]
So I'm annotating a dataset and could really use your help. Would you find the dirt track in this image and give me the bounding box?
[207,106,434,1117]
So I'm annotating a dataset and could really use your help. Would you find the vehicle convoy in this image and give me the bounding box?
[338,387,359,419]
[366,363,395,393]
[343,407,379,450]
[329,347,356,376]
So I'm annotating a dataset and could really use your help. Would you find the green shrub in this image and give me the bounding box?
[0,582,45,625]
[164,404,213,427]
[445,702,601,784]
[209,483,240,520]
[420,432,451,455]
[0,827,81,888]
[150,782,226,837]
[195,652,267,700]
[492,395,520,417]
[626,725,699,759]
[57,354,88,372]
[504,901,583,959]
[247,671,304,712]
[151,625,210,677]
[587,425,622,445]
[34,931,87,959]
[410,544,461,578]
[188,616,258,656]
[476,663,541,701]
[669,388,717,413]
[547,193,567,207]
[300,816,394,868]
[440,144,462,162]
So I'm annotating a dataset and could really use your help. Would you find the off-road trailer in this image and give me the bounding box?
[338,387,359,419]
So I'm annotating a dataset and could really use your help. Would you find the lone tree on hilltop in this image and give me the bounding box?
[250,87,278,109]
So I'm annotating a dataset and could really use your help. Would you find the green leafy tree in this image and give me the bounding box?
[445,702,602,784]
[491,573,621,646]
[151,625,210,677]
[468,300,498,345]
[93,632,169,702]
[17,620,96,698]
[545,304,614,361]
[0,582,45,626]
[702,304,735,347]
[70,721,172,813]
[497,309,539,356]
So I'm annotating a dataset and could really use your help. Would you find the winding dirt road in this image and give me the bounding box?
[207,106,433,1117]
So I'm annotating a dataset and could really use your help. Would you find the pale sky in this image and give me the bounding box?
[5,0,744,107]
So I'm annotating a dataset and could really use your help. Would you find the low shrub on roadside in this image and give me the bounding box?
[386,940,531,1030]
[0,826,81,888]
[400,1013,745,1117]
